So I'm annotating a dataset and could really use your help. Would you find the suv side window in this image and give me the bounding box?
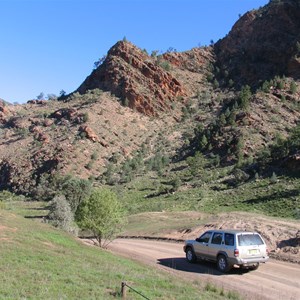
[225,233,234,246]
[197,232,212,243]
[211,232,223,245]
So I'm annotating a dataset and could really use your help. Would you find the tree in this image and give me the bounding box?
[47,93,57,100]
[59,89,66,97]
[34,174,92,213]
[290,81,297,94]
[57,176,92,213]
[36,92,44,100]
[94,55,106,69]
[199,134,208,150]
[76,188,126,248]
[213,79,219,89]
[239,85,251,110]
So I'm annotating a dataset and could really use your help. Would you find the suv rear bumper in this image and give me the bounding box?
[228,256,269,266]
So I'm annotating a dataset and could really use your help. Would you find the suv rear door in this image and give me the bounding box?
[209,231,224,260]
[237,233,267,259]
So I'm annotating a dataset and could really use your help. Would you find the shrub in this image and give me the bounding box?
[199,134,208,150]
[0,190,22,202]
[47,195,78,235]
[159,60,171,71]
[82,113,89,123]
[35,175,92,213]
[170,177,181,191]
[239,85,251,110]
[233,168,249,184]
[76,188,126,248]
[213,79,219,89]
[186,152,206,176]
[290,81,297,94]
[262,80,271,93]
[91,152,98,160]
[270,172,277,184]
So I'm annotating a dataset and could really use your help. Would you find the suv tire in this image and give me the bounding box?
[250,263,259,271]
[217,254,231,273]
[186,247,196,263]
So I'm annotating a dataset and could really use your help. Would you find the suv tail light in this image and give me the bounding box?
[234,249,239,257]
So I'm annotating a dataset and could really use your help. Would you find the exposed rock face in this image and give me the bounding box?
[282,151,300,172]
[0,101,8,124]
[215,0,300,86]
[0,148,63,195]
[162,47,213,73]
[27,100,47,105]
[78,125,100,143]
[76,41,186,115]
[50,108,87,124]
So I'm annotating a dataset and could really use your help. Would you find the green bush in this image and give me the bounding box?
[290,81,297,94]
[35,175,92,213]
[239,85,251,110]
[47,195,78,235]
[76,188,126,248]
[233,168,249,184]
[159,60,171,71]
[270,172,277,184]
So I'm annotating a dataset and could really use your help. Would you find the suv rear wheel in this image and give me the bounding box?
[250,263,259,271]
[186,247,196,263]
[217,254,231,273]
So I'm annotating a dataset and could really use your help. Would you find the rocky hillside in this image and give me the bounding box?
[215,0,300,87]
[0,0,300,196]
[76,40,213,116]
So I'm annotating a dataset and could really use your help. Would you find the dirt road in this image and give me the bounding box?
[109,239,300,300]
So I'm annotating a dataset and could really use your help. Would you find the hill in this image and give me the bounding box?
[0,0,299,221]
[215,0,300,87]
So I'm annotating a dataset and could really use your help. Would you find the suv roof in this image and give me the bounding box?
[206,229,258,234]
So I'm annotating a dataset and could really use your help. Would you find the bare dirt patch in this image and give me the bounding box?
[0,225,17,232]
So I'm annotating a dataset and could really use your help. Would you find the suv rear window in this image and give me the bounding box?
[238,234,264,246]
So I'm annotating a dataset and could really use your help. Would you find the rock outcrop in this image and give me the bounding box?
[0,101,8,124]
[215,0,300,87]
[76,41,186,115]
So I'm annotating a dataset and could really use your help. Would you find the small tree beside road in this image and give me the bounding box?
[76,188,125,248]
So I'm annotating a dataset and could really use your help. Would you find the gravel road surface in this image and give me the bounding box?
[109,239,300,300]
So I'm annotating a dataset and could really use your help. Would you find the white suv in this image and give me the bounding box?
[183,230,269,272]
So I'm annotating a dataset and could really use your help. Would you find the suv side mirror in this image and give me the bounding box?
[195,238,200,242]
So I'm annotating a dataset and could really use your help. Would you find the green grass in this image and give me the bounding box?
[123,211,209,237]
[115,163,300,220]
[0,209,234,300]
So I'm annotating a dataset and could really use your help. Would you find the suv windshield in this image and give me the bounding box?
[238,234,264,246]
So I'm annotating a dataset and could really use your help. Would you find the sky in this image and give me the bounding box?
[0,0,269,104]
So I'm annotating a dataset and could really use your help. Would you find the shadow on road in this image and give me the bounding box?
[157,257,248,276]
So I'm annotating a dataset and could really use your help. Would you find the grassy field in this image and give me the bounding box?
[0,209,240,300]
[115,162,300,220]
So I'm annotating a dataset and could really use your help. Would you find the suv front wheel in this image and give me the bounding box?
[217,254,231,273]
[186,247,196,263]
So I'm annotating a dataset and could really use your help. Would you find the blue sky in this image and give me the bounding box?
[0,0,269,103]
